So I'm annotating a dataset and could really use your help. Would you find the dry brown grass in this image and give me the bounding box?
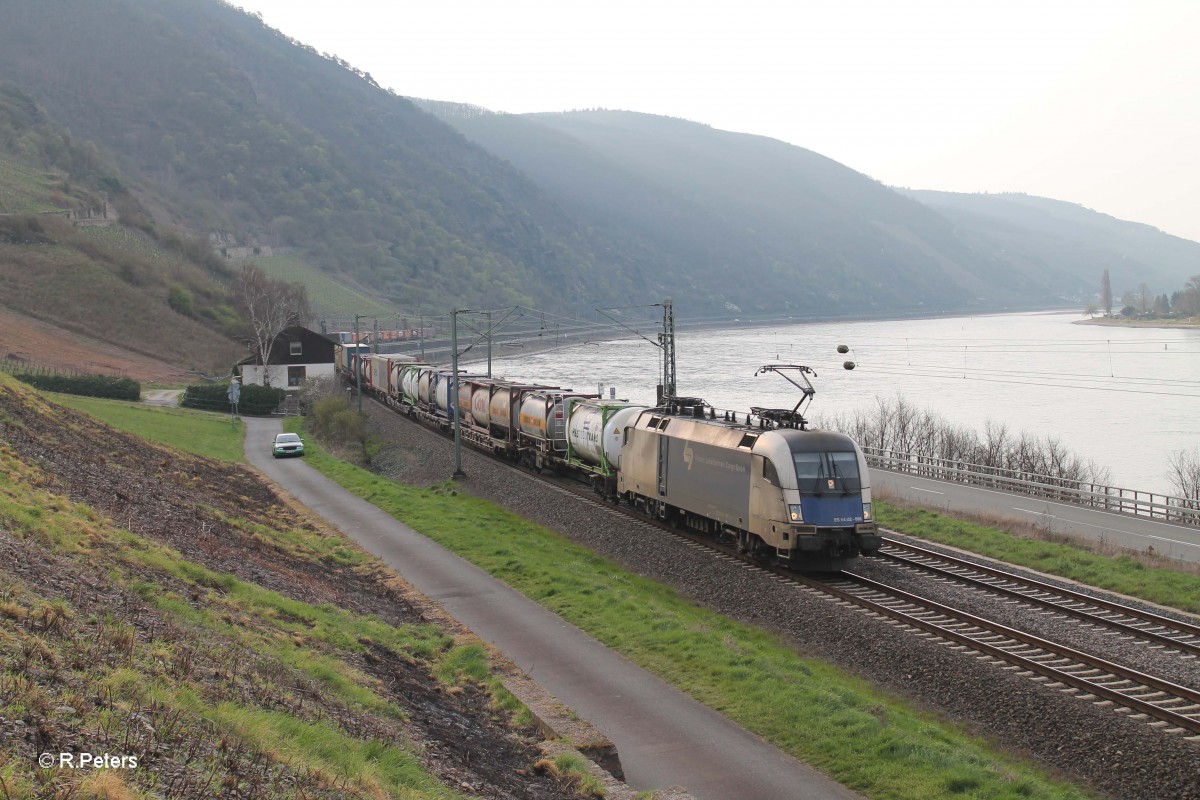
[77,771,141,800]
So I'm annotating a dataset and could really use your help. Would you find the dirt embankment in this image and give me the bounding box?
[0,379,575,799]
[0,305,202,383]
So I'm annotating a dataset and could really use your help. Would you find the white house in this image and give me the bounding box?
[238,326,337,391]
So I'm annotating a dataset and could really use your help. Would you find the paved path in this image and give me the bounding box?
[873,469,1200,562]
[243,418,860,800]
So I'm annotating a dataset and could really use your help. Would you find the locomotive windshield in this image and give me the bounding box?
[793,451,861,493]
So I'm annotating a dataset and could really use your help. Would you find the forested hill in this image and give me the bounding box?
[0,0,628,313]
[0,1,1190,319]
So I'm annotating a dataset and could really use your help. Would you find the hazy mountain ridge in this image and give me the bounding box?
[897,190,1200,294]
[0,0,1192,326]
[425,107,1126,311]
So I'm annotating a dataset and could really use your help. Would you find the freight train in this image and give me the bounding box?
[335,346,881,570]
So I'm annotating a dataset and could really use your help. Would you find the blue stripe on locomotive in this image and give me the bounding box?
[799,494,865,526]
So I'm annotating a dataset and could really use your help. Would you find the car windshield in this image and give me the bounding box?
[276,434,301,443]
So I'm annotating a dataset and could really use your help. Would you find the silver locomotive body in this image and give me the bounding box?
[618,411,880,570]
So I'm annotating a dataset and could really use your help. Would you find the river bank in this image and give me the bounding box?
[1074,315,1200,329]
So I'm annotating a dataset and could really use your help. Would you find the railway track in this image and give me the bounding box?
[375,400,1200,741]
[810,571,1200,739]
[530,470,1200,739]
[873,537,1200,658]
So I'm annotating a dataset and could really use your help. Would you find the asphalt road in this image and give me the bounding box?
[872,469,1200,562]
[245,418,862,800]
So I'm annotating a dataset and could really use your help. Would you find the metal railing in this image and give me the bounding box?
[862,446,1200,527]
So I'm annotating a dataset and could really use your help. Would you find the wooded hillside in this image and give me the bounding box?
[1,0,1195,326]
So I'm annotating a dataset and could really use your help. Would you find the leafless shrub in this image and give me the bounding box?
[817,395,1112,485]
[1167,447,1200,509]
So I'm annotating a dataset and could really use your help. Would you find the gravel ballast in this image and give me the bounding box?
[363,401,1200,800]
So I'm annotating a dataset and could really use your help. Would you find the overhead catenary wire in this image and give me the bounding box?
[847,361,1200,388]
[846,365,1200,398]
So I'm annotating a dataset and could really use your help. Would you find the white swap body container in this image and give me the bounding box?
[417,367,435,405]
[519,391,598,451]
[567,401,648,472]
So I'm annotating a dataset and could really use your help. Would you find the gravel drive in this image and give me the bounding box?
[363,401,1200,800]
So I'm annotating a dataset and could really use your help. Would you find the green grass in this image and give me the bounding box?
[876,501,1200,614]
[287,421,1093,800]
[251,254,399,317]
[197,702,455,798]
[46,392,246,462]
[0,398,477,799]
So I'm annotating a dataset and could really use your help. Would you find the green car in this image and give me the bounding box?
[272,432,305,458]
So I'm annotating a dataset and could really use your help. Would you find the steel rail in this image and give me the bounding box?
[816,571,1200,735]
[534,473,1200,736]
[875,537,1200,656]
[362,391,1200,737]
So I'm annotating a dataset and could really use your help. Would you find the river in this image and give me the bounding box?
[465,311,1200,496]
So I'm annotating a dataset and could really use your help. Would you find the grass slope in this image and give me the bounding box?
[251,254,399,319]
[0,377,555,799]
[47,393,246,462]
[287,421,1092,800]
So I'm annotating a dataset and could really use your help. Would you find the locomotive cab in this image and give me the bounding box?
[750,430,881,564]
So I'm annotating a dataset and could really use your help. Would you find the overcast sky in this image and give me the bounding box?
[232,0,1200,244]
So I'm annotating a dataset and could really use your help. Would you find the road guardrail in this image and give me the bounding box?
[862,446,1200,527]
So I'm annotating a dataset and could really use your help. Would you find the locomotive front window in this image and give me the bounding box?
[793,453,822,481]
[829,452,861,488]
[792,451,861,492]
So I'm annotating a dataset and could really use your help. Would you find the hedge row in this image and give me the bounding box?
[182,382,284,416]
[15,372,141,400]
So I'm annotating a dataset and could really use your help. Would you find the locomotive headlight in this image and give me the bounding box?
[788,504,804,523]
[862,503,873,521]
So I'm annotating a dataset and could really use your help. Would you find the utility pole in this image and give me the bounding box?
[353,313,376,414]
[353,315,362,414]
[450,309,463,476]
[486,310,492,379]
[594,298,679,406]
[659,298,676,405]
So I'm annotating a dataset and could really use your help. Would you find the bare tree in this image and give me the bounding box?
[232,265,312,387]
[1167,447,1200,509]
[1181,275,1200,317]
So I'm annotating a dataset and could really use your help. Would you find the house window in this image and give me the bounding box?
[289,340,303,356]
[287,366,306,387]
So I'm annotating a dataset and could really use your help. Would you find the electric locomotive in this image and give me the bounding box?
[339,351,879,570]
[616,368,880,571]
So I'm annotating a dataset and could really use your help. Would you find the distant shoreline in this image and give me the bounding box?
[1074,316,1200,330]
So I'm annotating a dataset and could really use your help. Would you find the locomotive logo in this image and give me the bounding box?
[827,479,835,490]
[683,444,694,470]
